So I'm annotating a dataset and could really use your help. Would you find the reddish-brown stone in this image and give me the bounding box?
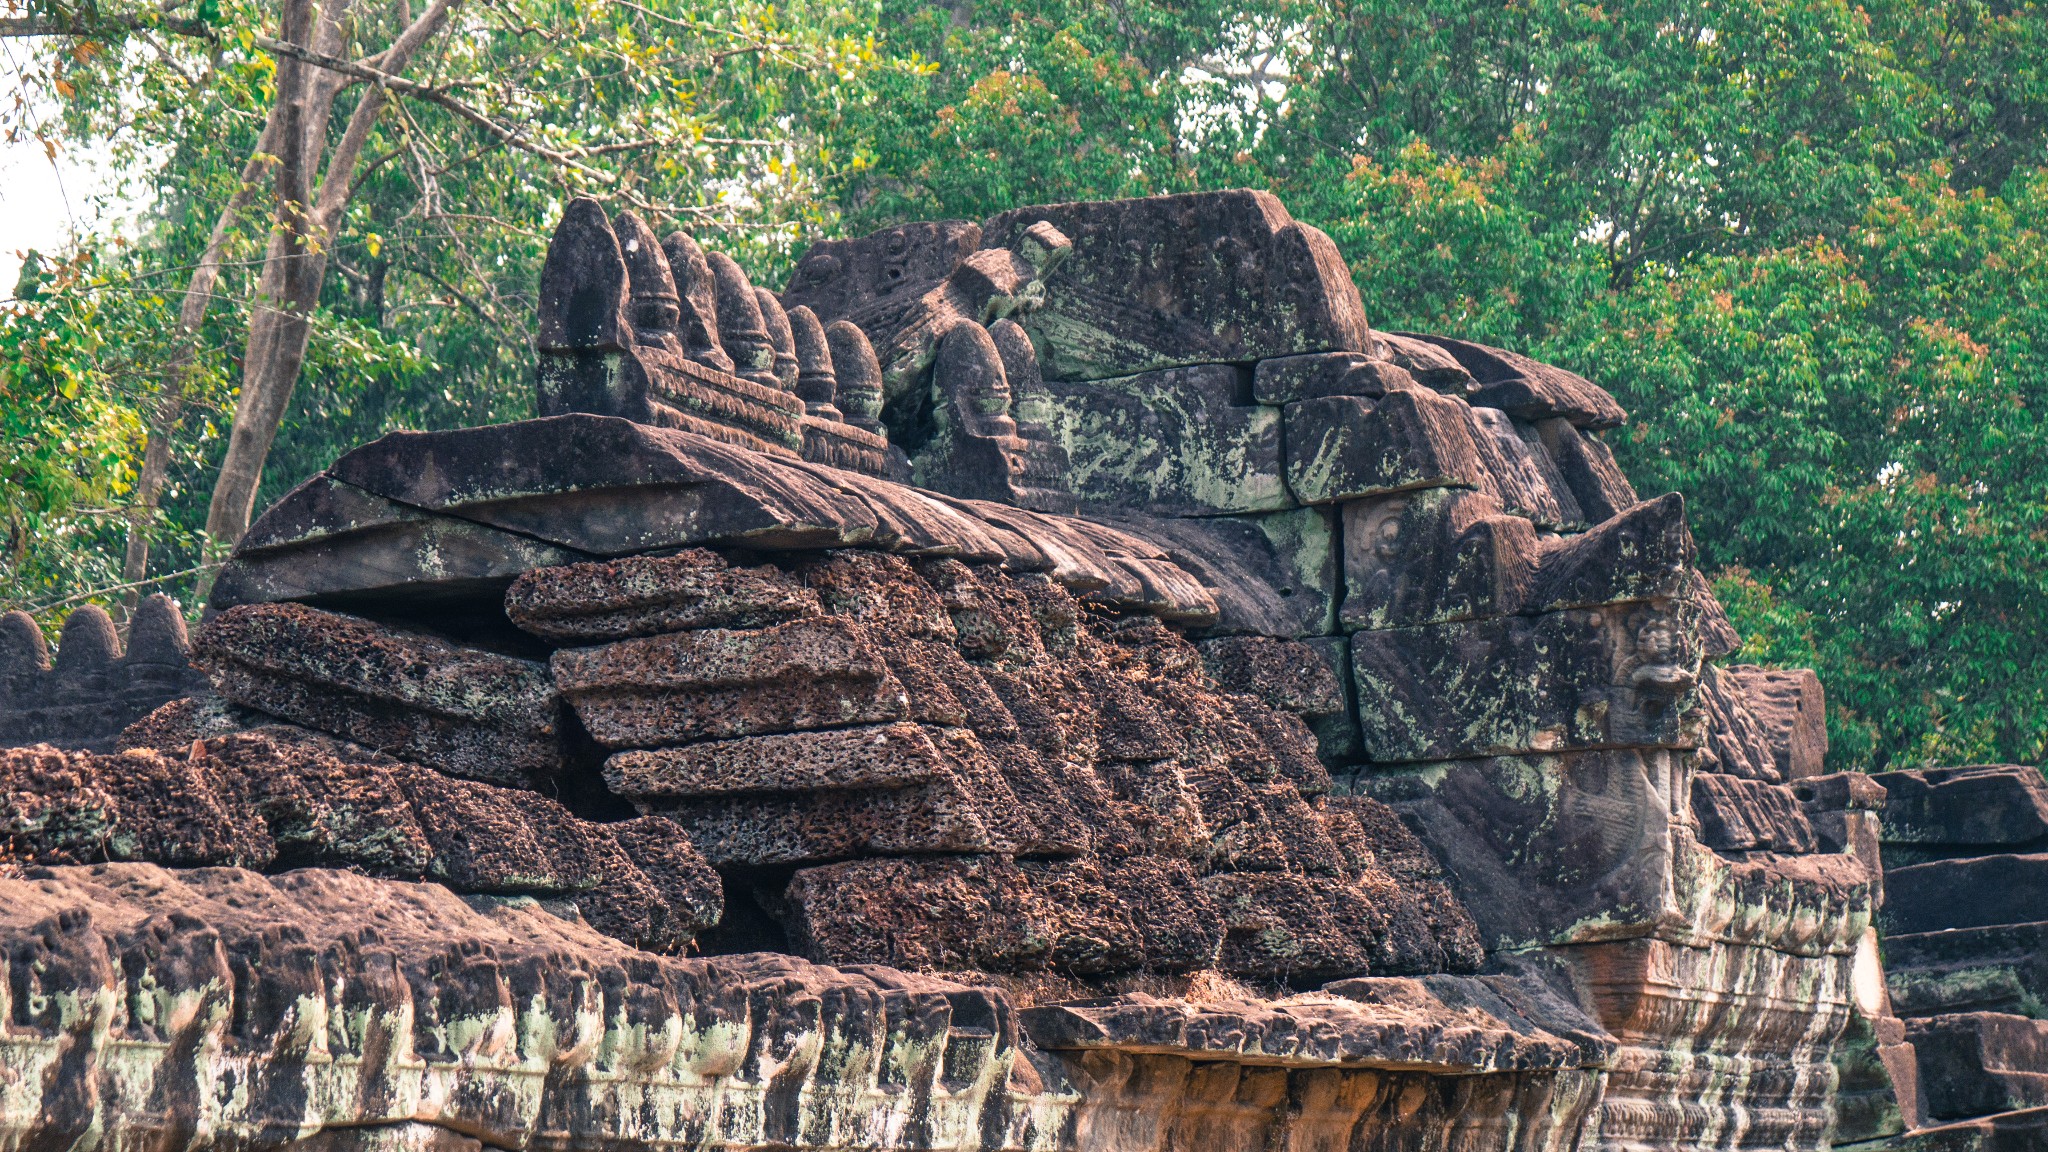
[506,548,820,642]
[193,603,562,785]
[554,616,909,747]
[605,721,947,798]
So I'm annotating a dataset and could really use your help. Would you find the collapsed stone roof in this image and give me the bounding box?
[0,188,1972,1152]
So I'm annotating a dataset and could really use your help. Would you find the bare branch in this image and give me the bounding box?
[313,0,459,226]
[0,12,213,38]
[254,30,623,187]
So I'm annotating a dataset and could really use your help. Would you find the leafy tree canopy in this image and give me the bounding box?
[4,0,2046,769]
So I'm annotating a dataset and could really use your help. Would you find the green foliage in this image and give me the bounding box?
[2,0,904,620]
[7,0,2048,767]
[0,250,215,614]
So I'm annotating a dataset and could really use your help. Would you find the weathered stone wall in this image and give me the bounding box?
[1870,764,2048,1135]
[779,189,1895,1151]
[0,595,211,752]
[0,187,1968,1152]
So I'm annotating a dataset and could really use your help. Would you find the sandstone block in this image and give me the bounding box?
[1342,489,1691,631]
[212,475,590,611]
[1872,765,2048,850]
[1466,406,1583,529]
[1251,352,1421,404]
[859,224,1071,398]
[324,414,881,556]
[504,548,819,643]
[552,616,909,748]
[658,229,736,372]
[983,190,1370,380]
[1721,665,1831,780]
[194,603,562,785]
[1690,772,1818,853]
[1533,418,1639,523]
[1282,390,1486,506]
[1393,334,1626,429]
[1350,598,1704,761]
[1883,854,2048,935]
[1108,506,1339,637]
[1693,662,1788,781]
[1906,1012,2048,1120]
[1831,1002,1925,1142]
[1036,365,1290,514]
[1376,332,1476,393]
[1342,488,1529,630]
[1351,752,1685,952]
[799,413,898,478]
[1886,921,2048,1019]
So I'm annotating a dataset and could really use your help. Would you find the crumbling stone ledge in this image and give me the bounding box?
[0,863,1603,1152]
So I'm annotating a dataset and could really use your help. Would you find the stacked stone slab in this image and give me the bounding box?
[528,545,1478,981]
[1872,764,2048,1130]
[0,595,211,750]
[0,720,721,951]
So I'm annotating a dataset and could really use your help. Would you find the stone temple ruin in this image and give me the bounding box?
[0,188,2041,1152]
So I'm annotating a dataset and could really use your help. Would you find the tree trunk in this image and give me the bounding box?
[202,0,458,549]
[118,112,285,606]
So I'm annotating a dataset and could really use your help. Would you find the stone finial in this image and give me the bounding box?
[787,305,842,420]
[1014,220,1071,280]
[536,197,630,351]
[707,252,780,389]
[659,231,736,374]
[871,223,1073,403]
[988,318,1051,429]
[755,287,801,391]
[612,210,683,339]
[53,605,120,677]
[825,320,886,435]
[0,610,50,676]
[124,593,192,667]
[932,322,1018,441]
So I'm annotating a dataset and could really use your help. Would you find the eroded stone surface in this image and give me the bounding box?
[194,602,563,784]
[0,730,721,951]
[0,187,1913,1152]
[0,598,212,751]
[982,190,1370,381]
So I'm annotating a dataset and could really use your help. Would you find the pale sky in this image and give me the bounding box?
[0,130,131,295]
